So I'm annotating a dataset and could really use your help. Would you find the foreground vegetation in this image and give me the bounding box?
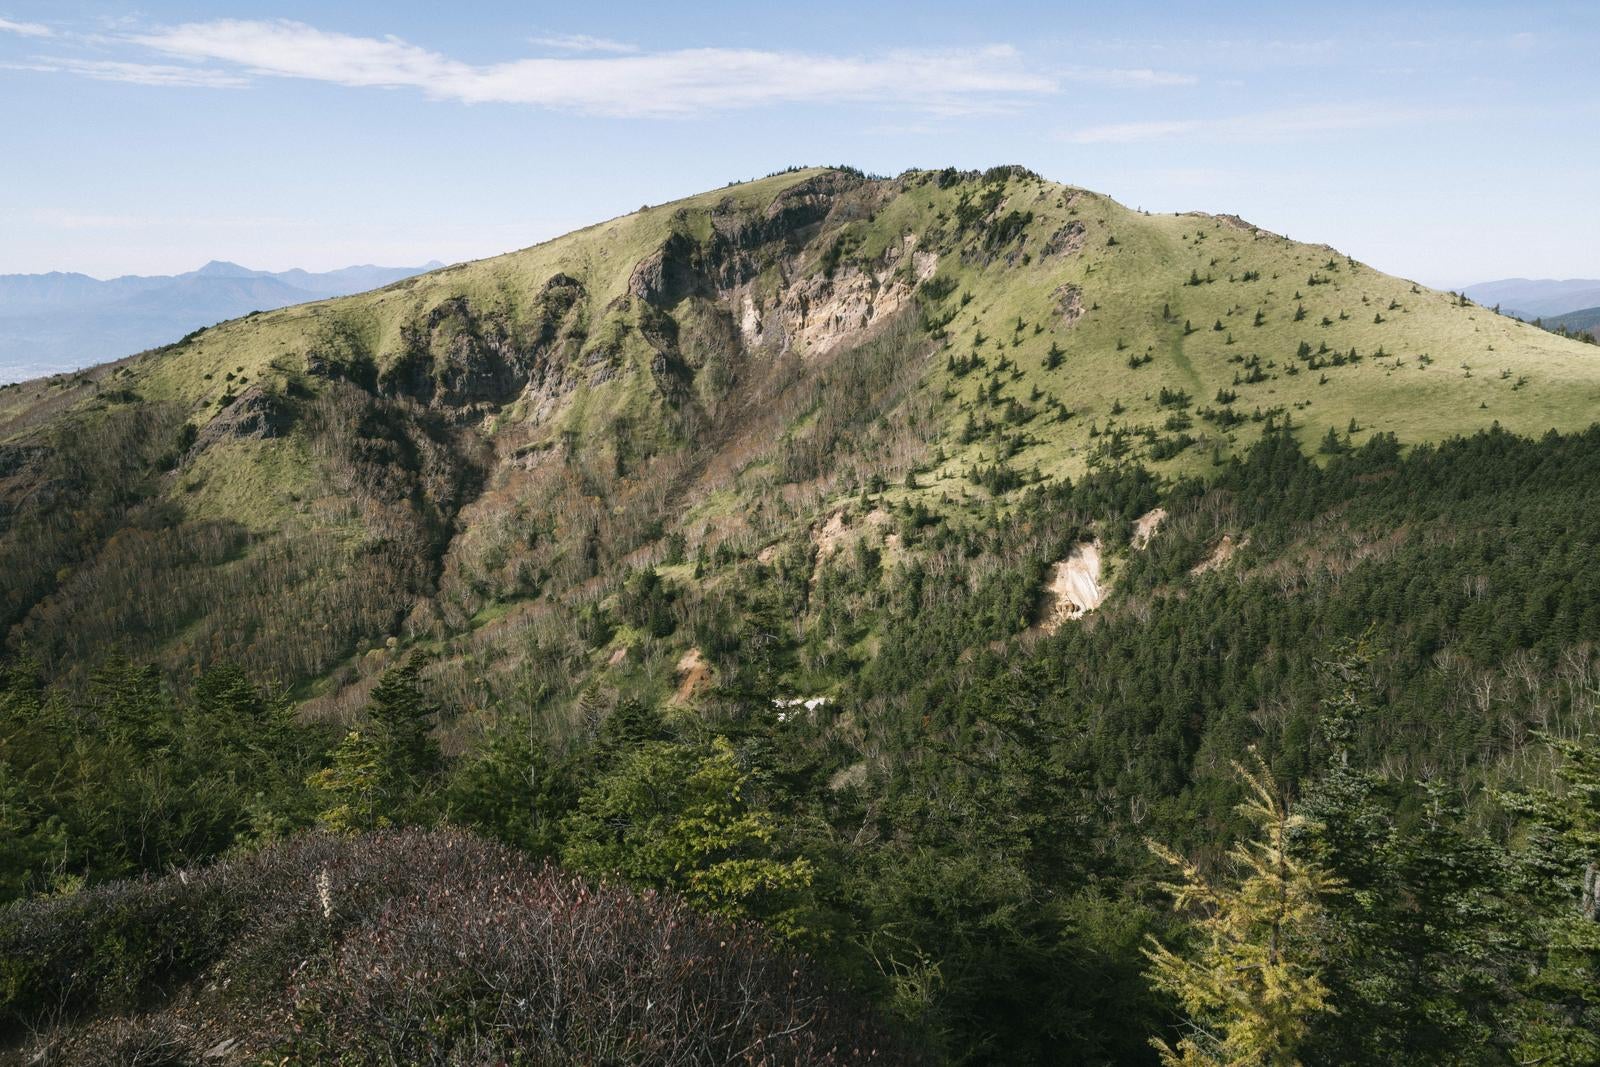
[2,829,912,1064]
[5,423,1600,1064]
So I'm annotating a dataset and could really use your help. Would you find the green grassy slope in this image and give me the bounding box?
[0,165,1595,701]
[906,180,1598,486]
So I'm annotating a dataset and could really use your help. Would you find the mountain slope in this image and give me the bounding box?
[0,165,1595,704]
[6,167,1600,1065]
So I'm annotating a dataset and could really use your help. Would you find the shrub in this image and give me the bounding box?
[2,829,918,1065]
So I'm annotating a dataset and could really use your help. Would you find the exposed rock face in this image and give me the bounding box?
[193,384,293,451]
[614,171,929,424]
[1054,284,1085,326]
[1041,540,1105,632]
[376,275,587,415]
[1042,220,1086,257]
[740,234,938,357]
[1191,533,1248,575]
[628,232,714,307]
[316,172,903,435]
[671,646,712,703]
[1132,507,1167,549]
[753,170,864,239]
[630,172,868,311]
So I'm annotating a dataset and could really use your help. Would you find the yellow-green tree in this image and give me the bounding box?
[307,662,443,832]
[561,736,814,938]
[1144,752,1339,1067]
[307,728,382,833]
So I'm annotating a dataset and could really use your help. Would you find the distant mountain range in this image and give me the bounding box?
[1460,277,1600,323]
[1543,306,1600,338]
[0,259,443,381]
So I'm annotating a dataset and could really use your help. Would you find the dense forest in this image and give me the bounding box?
[4,422,1599,1064]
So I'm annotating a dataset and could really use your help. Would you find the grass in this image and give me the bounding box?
[5,164,1599,701]
[11,164,1596,491]
[900,176,1600,486]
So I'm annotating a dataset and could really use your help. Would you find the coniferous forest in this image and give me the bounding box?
[4,423,1600,1064]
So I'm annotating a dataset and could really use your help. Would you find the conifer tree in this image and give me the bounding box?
[311,661,442,830]
[308,728,382,832]
[1501,732,1600,1064]
[1145,752,1339,1067]
[561,736,814,937]
[366,660,443,803]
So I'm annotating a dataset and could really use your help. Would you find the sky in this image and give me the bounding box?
[1,1,1596,288]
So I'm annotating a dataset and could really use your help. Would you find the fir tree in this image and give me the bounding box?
[1145,751,1339,1067]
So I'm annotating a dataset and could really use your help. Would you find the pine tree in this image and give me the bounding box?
[1301,640,1522,1064]
[561,736,815,938]
[366,661,443,807]
[1144,751,1339,1067]
[309,728,383,832]
[1501,732,1600,1064]
[311,661,443,830]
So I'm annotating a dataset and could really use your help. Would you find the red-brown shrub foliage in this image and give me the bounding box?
[1,828,918,1065]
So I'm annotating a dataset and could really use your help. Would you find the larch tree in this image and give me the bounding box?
[1144,751,1340,1067]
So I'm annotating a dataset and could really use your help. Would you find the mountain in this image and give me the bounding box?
[1460,276,1600,320]
[5,166,1600,1063]
[0,259,443,382]
[1,162,1595,699]
[1543,304,1600,338]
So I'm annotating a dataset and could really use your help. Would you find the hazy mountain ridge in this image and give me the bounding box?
[1460,276,1600,319]
[1543,305,1600,336]
[0,259,443,381]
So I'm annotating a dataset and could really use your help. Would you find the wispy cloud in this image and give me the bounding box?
[2,16,1197,116]
[8,58,250,89]
[528,33,637,54]
[0,16,51,38]
[116,19,1064,116]
[1062,104,1453,144]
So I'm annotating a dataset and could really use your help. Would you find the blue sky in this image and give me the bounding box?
[1,1,1595,286]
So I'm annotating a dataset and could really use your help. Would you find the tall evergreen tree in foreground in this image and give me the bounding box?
[1144,752,1338,1067]
[1501,731,1600,1064]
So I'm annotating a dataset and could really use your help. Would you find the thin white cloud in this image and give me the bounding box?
[1062,104,1453,144]
[32,17,1128,117]
[1061,66,1197,88]
[122,19,1062,116]
[0,16,51,37]
[9,58,250,89]
[528,33,637,54]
